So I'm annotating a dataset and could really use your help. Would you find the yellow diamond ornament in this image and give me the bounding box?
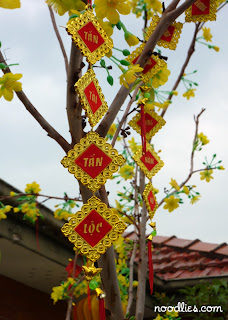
[61,196,127,262]
[142,182,158,220]
[66,5,113,65]
[61,132,126,192]
[75,69,108,128]
[132,143,164,179]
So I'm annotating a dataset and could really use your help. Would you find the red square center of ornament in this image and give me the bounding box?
[148,190,155,211]
[160,25,175,43]
[132,55,157,74]
[77,21,105,53]
[75,144,112,179]
[137,113,158,134]
[84,81,102,114]
[75,210,112,247]
[140,151,158,171]
[192,0,210,15]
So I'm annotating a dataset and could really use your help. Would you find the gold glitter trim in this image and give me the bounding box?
[142,182,158,220]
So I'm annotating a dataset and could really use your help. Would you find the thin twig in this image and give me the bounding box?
[111,82,142,148]
[0,50,71,153]
[48,5,69,76]
[0,192,82,202]
[158,108,205,207]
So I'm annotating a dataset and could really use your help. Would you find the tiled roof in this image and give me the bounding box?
[125,233,228,281]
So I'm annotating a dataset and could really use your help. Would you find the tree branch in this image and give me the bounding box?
[48,5,69,76]
[125,240,137,316]
[0,50,71,153]
[96,0,197,139]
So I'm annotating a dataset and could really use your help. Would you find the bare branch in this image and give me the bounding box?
[111,82,142,148]
[97,0,197,138]
[0,50,71,153]
[158,108,206,207]
[48,5,69,76]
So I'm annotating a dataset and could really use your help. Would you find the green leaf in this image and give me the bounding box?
[68,14,78,20]
[122,49,130,56]
[0,63,7,69]
[0,41,1,48]
[107,75,114,86]
[120,60,130,66]
[116,21,122,30]
[100,59,106,67]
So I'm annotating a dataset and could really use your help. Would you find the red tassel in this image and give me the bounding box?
[148,239,154,295]
[87,283,91,311]
[141,104,147,154]
[99,298,106,320]
[73,305,77,320]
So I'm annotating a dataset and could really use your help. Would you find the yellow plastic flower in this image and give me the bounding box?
[172,91,178,96]
[151,65,170,88]
[119,64,143,88]
[0,73,22,101]
[190,195,201,204]
[200,169,214,182]
[124,32,139,47]
[163,195,179,212]
[183,186,189,195]
[13,207,20,213]
[25,182,41,194]
[144,0,162,13]
[54,209,74,220]
[94,0,131,24]
[51,286,64,304]
[46,0,85,16]
[119,164,134,180]
[98,19,113,37]
[132,280,138,287]
[0,0,20,9]
[197,132,209,145]
[107,123,117,137]
[153,315,163,320]
[213,46,220,52]
[202,27,212,42]
[218,166,225,170]
[183,89,196,100]
[128,137,138,153]
[169,178,180,191]
[0,206,11,220]
[166,309,179,317]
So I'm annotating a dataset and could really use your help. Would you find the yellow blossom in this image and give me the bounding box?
[121,216,134,224]
[94,0,131,24]
[13,207,20,213]
[0,73,22,101]
[213,46,220,52]
[200,169,214,182]
[0,0,20,9]
[119,64,143,88]
[51,286,64,304]
[25,182,41,194]
[183,89,196,100]
[128,137,138,153]
[118,273,129,287]
[153,315,163,320]
[10,191,17,197]
[107,123,117,138]
[144,0,162,13]
[183,186,189,195]
[218,166,225,170]
[98,19,113,37]
[106,49,113,58]
[54,209,74,220]
[190,195,201,204]
[202,27,212,42]
[4,205,12,213]
[132,280,138,287]
[169,178,180,191]
[197,132,209,145]
[46,0,85,16]
[0,207,9,220]
[119,164,134,180]
[163,195,179,212]
[172,91,178,96]
[124,32,139,47]
[151,65,171,88]
[166,309,179,317]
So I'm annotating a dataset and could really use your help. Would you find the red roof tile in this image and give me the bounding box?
[125,233,228,281]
